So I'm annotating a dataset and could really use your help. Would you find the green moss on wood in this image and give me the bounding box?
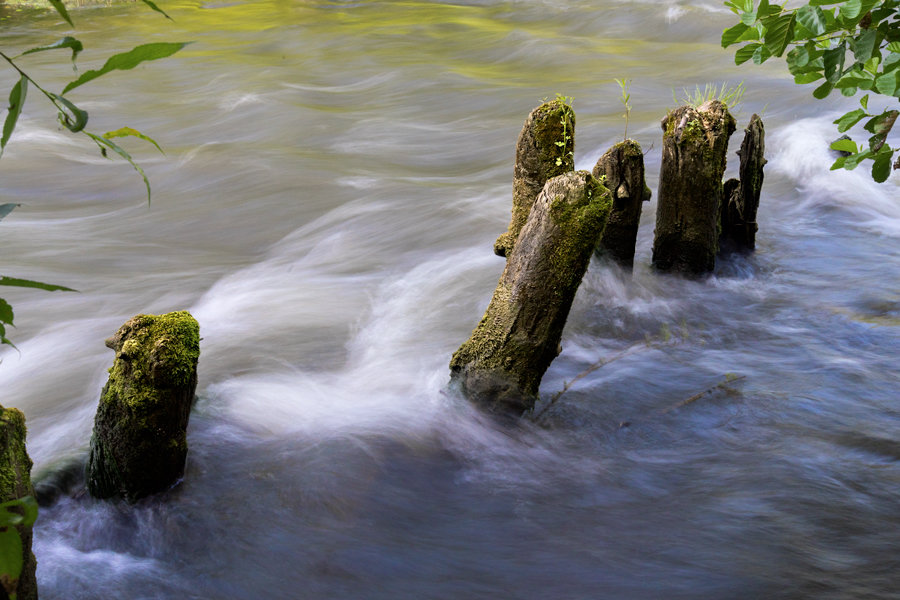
[495,99,576,258]
[87,311,200,503]
[0,406,37,600]
[453,171,610,415]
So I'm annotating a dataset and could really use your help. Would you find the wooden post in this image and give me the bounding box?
[493,99,575,258]
[451,171,611,416]
[0,407,37,600]
[652,100,736,274]
[720,114,765,253]
[592,139,651,268]
[86,311,199,503]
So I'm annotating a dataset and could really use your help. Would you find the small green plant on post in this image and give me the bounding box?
[615,78,633,140]
[553,93,575,166]
[676,81,745,110]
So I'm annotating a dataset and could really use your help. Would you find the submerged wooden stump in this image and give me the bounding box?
[720,114,765,253]
[493,99,575,258]
[0,407,37,600]
[652,100,736,275]
[86,311,200,503]
[451,171,611,416]
[592,139,651,268]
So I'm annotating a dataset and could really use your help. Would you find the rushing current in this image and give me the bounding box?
[2,0,899,597]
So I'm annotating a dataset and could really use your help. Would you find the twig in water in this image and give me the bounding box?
[657,373,746,416]
[531,332,684,423]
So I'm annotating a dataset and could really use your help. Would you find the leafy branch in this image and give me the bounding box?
[722,0,900,182]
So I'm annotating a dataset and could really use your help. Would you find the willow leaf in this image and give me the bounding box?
[86,132,152,202]
[1,76,28,158]
[103,127,164,154]
[63,42,189,94]
[0,277,75,292]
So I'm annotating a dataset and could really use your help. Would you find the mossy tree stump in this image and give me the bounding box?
[86,311,200,503]
[592,139,651,269]
[0,407,37,600]
[652,100,736,275]
[494,99,576,258]
[452,171,611,416]
[721,114,765,253]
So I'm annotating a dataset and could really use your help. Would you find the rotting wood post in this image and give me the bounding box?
[720,114,765,253]
[652,100,736,275]
[0,406,38,600]
[592,139,651,268]
[493,99,575,258]
[86,311,199,503]
[451,171,611,416]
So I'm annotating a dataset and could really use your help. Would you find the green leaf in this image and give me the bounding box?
[46,0,74,26]
[0,204,19,222]
[0,298,12,326]
[834,108,867,132]
[85,132,152,202]
[1,76,28,159]
[0,527,23,593]
[0,498,37,529]
[831,155,847,169]
[795,71,824,84]
[844,148,872,169]
[50,93,88,133]
[753,43,773,63]
[796,5,827,35]
[824,44,846,82]
[103,127,164,154]
[875,69,900,95]
[852,29,878,64]
[18,36,83,68]
[813,80,834,97]
[887,41,900,52]
[809,0,842,5]
[787,45,810,69]
[830,138,859,152]
[735,43,762,65]
[63,42,190,95]
[860,93,869,109]
[762,12,796,56]
[872,152,893,181]
[139,0,173,19]
[722,22,750,47]
[0,277,75,292]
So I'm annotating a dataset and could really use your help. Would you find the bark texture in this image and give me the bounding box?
[452,171,611,416]
[652,100,736,275]
[720,114,765,253]
[86,311,200,503]
[494,99,575,258]
[592,139,651,268]
[0,406,37,600]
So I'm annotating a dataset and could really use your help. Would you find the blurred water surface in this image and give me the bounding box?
[1,0,899,597]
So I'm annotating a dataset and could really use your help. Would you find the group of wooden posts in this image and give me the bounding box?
[450,97,765,417]
[0,97,765,599]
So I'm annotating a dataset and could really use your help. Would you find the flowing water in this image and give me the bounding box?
[2,0,900,597]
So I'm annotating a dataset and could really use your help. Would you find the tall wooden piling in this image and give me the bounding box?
[452,171,611,416]
[720,114,765,253]
[86,311,200,503]
[592,139,651,268]
[652,100,736,274]
[493,99,575,258]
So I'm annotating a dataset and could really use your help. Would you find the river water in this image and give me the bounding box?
[1,0,899,597]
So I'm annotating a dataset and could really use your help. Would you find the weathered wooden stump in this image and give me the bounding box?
[451,171,611,416]
[86,311,200,503]
[592,139,651,268]
[0,406,37,600]
[720,114,765,253]
[494,99,575,258]
[652,100,736,275]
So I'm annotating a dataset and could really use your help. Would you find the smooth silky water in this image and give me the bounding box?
[1,0,899,597]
